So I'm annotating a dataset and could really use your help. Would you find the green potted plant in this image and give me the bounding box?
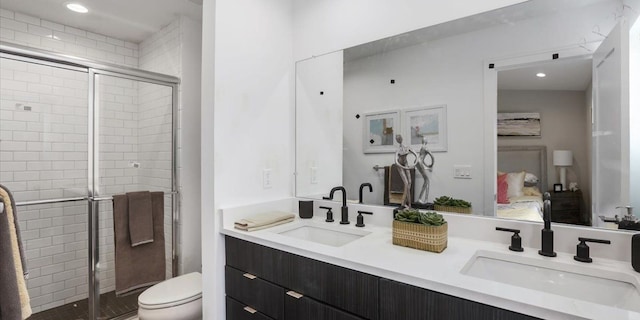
[433,196,472,214]
[392,209,447,253]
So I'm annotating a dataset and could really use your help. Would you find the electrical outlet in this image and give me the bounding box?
[263,168,272,189]
[310,167,318,184]
[453,165,472,179]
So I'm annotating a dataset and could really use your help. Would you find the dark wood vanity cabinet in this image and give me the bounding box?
[379,279,539,320]
[225,236,374,320]
[225,236,541,320]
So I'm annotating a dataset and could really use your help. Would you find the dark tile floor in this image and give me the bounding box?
[29,291,140,320]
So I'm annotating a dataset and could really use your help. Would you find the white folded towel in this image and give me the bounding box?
[234,211,295,232]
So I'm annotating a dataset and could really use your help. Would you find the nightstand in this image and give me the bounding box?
[549,190,585,225]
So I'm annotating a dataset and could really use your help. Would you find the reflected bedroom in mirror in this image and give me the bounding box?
[295,0,640,233]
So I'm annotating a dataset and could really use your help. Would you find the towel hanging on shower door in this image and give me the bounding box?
[127,191,154,247]
[0,184,32,320]
[113,191,166,296]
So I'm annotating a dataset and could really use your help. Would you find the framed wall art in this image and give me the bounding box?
[497,112,541,137]
[402,105,448,152]
[363,110,400,153]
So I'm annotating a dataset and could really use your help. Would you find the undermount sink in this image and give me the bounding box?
[461,250,640,312]
[276,222,370,247]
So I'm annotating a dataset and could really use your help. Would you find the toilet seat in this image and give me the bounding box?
[138,272,202,310]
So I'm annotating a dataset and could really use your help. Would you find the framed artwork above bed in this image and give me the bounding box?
[497,112,541,137]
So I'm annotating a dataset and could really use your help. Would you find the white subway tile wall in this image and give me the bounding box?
[0,9,139,68]
[0,8,180,313]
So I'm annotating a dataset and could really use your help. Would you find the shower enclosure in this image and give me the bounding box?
[0,41,179,320]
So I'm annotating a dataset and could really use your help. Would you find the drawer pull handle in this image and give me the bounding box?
[243,273,257,280]
[244,306,257,314]
[286,291,304,299]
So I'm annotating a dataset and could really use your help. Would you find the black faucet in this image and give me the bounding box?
[359,183,372,204]
[356,211,373,227]
[319,206,334,222]
[496,227,524,252]
[324,186,349,224]
[574,237,611,263]
[538,194,556,257]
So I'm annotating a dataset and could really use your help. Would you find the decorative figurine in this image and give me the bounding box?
[569,182,579,192]
[415,136,435,205]
[394,134,418,209]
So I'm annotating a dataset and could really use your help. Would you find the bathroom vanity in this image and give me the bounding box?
[220,200,640,320]
[224,236,536,320]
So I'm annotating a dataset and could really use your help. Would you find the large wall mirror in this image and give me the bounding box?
[295,0,640,233]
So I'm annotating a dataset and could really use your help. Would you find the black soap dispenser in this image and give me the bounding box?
[633,233,640,273]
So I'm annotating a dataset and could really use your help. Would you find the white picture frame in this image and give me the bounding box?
[363,110,400,153]
[402,105,448,152]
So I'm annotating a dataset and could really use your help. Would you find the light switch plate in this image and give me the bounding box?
[310,166,318,184]
[454,165,472,179]
[263,168,273,188]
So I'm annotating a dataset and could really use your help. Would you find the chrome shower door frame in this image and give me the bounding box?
[1,41,180,320]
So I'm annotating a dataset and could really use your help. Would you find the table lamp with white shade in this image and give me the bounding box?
[553,150,573,191]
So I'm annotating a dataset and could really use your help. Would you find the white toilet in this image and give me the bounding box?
[137,272,202,320]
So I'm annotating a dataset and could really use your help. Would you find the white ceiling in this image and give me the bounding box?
[343,0,610,62]
[498,58,593,91]
[0,0,202,43]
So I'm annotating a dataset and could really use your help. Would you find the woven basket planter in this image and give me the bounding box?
[392,220,447,253]
[434,205,472,214]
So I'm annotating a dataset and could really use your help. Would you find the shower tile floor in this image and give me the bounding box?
[29,291,140,320]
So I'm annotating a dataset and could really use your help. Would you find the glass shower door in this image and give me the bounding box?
[92,73,175,318]
[0,56,90,317]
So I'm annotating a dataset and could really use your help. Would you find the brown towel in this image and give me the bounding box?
[389,164,405,193]
[127,191,154,247]
[113,191,166,296]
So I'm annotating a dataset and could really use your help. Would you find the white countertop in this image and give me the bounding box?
[220,200,640,320]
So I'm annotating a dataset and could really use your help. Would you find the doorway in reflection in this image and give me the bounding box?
[496,57,593,226]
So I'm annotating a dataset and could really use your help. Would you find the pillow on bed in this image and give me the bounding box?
[524,172,539,186]
[523,186,542,197]
[506,171,525,198]
[497,174,510,204]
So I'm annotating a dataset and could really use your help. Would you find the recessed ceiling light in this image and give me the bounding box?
[536,72,546,78]
[66,3,88,13]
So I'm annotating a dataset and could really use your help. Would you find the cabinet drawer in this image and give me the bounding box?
[284,291,364,320]
[552,201,579,211]
[287,254,379,320]
[379,278,539,320]
[551,211,579,224]
[227,296,274,320]
[225,237,290,285]
[226,266,284,319]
